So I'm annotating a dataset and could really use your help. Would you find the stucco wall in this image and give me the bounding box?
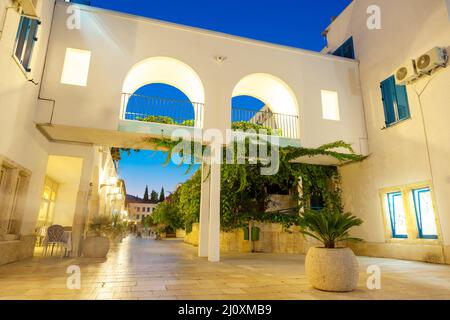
[37,1,367,153]
[0,0,55,235]
[326,0,450,261]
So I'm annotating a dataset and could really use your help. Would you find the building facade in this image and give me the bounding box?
[0,0,127,265]
[126,195,158,224]
[325,0,450,263]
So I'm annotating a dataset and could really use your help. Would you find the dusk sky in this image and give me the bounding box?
[90,0,353,197]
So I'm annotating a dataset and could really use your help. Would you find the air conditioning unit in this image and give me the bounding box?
[15,0,38,17]
[415,47,448,75]
[395,60,417,85]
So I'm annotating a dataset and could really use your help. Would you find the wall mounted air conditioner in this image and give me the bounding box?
[15,0,38,17]
[395,60,418,85]
[415,47,448,75]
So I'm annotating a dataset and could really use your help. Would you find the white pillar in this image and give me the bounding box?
[198,163,210,257]
[208,143,221,262]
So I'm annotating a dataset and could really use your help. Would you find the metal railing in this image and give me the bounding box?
[232,107,299,139]
[121,93,299,139]
[122,93,203,127]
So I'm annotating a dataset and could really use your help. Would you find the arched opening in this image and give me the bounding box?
[121,57,205,128]
[231,73,299,139]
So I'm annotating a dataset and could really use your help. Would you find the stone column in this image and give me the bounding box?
[198,163,210,257]
[208,143,221,262]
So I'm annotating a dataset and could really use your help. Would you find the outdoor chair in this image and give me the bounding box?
[42,224,69,257]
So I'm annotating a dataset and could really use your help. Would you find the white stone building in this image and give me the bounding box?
[126,195,158,224]
[325,0,450,263]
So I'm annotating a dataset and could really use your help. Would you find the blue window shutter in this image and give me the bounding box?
[380,77,396,126]
[394,84,411,121]
[333,37,355,59]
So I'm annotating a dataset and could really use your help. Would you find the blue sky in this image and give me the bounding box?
[90,0,353,197]
[91,0,352,52]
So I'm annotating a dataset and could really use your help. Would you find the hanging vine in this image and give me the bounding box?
[131,135,367,232]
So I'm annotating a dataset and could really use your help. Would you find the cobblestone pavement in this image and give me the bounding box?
[1,236,450,300]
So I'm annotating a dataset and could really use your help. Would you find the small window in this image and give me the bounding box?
[380,75,411,127]
[333,37,355,59]
[386,192,408,238]
[136,214,140,220]
[137,207,140,212]
[412,188,438,239]
[14,16,40,73]
[310,191,325,211]
[60,48,91,86]
[321,90,340,121]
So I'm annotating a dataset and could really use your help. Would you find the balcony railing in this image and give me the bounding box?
[121,93,204,127]
[232,107,299,139]
[121,93,299,139]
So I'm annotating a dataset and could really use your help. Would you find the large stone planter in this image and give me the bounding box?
[82,236,110,258]
[305,247,359,292]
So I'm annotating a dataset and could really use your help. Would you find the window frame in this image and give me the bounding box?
[380,75,411,128]
[412,187,438,239]
[13,15,40,74]
[380,182,441,243]
[386,191,408,239]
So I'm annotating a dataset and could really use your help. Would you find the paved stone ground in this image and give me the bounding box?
[1,236,450,300]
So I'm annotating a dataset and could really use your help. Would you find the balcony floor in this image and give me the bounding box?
[0,236,450,300]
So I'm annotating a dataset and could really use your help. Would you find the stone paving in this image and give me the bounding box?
[1,236,450,300]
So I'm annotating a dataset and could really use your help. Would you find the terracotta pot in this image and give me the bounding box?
[305,247,359,292]
[82,236,110,258]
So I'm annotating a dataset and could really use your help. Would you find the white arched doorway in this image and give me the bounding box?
[232,73,299,138]
[121,57,205,128]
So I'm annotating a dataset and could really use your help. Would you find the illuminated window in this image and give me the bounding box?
[386,192,408,238]
[412,188,438,239]
[321,90,340,121]
[37,177,59,227]
[60,48,91,86]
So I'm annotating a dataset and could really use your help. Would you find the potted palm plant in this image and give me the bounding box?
[299,208,363,292]
[82,215,112,258]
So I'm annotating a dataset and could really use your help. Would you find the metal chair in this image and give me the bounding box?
[42,224,67,257]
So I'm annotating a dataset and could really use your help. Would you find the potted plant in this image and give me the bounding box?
[82,215,112,258]
[110,214,127,243]
[299,208,363,292]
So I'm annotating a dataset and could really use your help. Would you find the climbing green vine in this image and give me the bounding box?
[132,135,365,233]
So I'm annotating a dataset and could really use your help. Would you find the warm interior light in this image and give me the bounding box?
[321,90,340,121]
[60,48,91,86]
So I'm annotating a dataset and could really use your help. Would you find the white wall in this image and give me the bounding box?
[37,1,367,153]
[0,0,55,234]
[326,0,450,246]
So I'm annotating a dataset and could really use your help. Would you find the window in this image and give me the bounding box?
[412,188,438,239]
[333,37,355,59]
[60,48,91,86]
[136,214,140,220]
[386,192,408,238]
[147,207,150,212]
[37,177,59,228]
[380,75,410,127]
[69,0,92,4]
[14,16,40,73]
[137,207,140,212]
[321,90,340,121]
[310,191,325,211]
[382,184,441,241]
